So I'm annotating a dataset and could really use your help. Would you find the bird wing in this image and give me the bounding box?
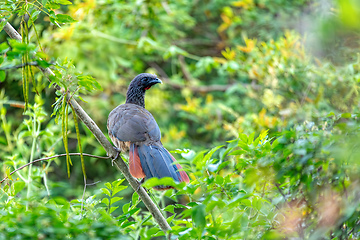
[107,103,161,143]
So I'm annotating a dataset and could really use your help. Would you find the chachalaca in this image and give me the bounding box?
[107,73,190,190]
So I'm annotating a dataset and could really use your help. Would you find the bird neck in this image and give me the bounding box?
[126,87,145,108]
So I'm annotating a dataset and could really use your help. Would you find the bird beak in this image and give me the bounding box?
[154,78,162,84]
[148,78,162,86]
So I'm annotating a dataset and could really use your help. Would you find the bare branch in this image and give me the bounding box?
[149,62,237,93]
[0,153,110,184]
[178,55,193,83]
[2,19,22,40]
[1,19,173,237]
[0,61,55,70]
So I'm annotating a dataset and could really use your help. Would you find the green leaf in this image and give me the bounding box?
[132,191,139,204]
[341,112,352,118]
[101,188,111,197]
[0,42,9,52]
[187,202,199,207]
[122,202,130,214]
[163,205,175,214]
[252,197,262,211]
[203,145,224,163]
[215,175,224,185]
[31,10,41,22]
[57,0,72,5]
[239,133,248,142]
[147,227,161,236]
[142,177,186,189]
[166,214,176,224]
[327,112,335,117]
[229,149,246,156]
[248,132,255,144]
[163,45,188,59]
[127,208,140,216]
[121,221,136,228]
[104,182,112,190]
[112,185,127,195]
[12,181,25,195]
[191,204,206,230]
[78,75,103,91]
[241,199,252,208]
[0,71,5,82]
[46,2,60,9]
[52,196,68,205]
[101,198,109,206]
[56,14,76,24]
[175,204,187,209]
[0,20,6,32]
[110,206,119,214]
[259,129,269,141]
[110,197,123,205]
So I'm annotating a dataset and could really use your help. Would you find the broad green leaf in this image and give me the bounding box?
[0,42,9,52]
[122,202,130,214]
[104,182,112,190]
[147,227,161,236]
[101,198,109,206]
[166,214,176,224]
[56,14,76,24]
[110,197,123,205]
[191,204,206,230]
[163,205,175,214]
[109,206,119,214]
[341,112,352,118]
[112,185,127,195]
[142,177,184,189]
[12,181,25,195]
[57,0,72,5]
[215,175,224,185]
[132,191,139,204]
[52,196,68,205]
[101,188,111,197]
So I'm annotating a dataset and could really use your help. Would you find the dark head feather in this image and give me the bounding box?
[126,73,162,107]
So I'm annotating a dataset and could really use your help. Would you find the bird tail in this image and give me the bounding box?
[130,143,189,189]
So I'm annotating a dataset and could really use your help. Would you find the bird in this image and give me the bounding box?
[107,73,190,190]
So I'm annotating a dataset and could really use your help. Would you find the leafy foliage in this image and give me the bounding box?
[1,0,360,239]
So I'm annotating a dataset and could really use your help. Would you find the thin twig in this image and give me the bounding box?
[81,177,101,217]
[178,55,193,82]
[0,153,110,184]
[0,61,55,70]
[275,183,290,207]
[149,62,237,92]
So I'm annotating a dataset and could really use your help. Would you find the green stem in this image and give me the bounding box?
[1,114,13,150]
[13,163,28,183]
[27,115,38,200]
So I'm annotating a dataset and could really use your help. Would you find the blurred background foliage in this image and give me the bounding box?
[1,0,360,239]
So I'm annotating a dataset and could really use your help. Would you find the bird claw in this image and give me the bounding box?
[111,147,120,166]
[136,178,145,192]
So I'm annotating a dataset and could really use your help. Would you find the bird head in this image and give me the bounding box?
[130,73,162,91]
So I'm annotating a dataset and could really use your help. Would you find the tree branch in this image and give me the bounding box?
[149,62,237,93]
[2,19,173,237]
[0,153,110,184]
[0,61,55,70]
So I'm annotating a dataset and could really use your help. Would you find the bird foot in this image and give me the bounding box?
[111,147,120,166]
[136,178,145,192]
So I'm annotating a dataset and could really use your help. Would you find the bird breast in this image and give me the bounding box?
[107,103,161,151]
